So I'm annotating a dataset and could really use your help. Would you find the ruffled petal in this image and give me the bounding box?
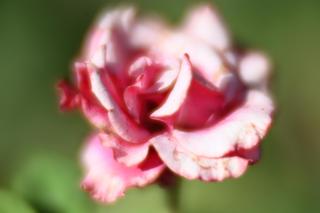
[151,133,248,181]
[182,5,230,51]
[150,86,273,182]
[81,134,164,203]
[169,90,274,158]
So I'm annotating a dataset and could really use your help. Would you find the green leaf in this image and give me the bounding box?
[0,189,35,213]
[10,153,95,213]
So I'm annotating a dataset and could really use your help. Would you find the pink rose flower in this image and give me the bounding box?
[57,5,274,203]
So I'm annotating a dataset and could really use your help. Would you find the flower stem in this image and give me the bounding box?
[165,178,181,213]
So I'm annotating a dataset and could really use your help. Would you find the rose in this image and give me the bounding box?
[57,5,274,203]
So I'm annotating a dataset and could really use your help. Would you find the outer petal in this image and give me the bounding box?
[151,90,273,180]
[83,8,136,90]
[151,133,248,181]
[56,79,110,129]
[99,133,150,167]
[83,7,135,63]
[73,62,111,129]
[169,90,274,158]
[130,16,169,49]
[81,134,164,203]
[80,98,110,129]
[239,52,271,87]
[182,5,230,51]
[155,33,229,88]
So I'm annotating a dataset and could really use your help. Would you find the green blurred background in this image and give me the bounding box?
[0,0,319,212]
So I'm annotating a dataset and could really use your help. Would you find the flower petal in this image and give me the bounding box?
[84,7,135,62]
[81,134,164,203]
[56,80,80,111]
[83,8,136,91]
[239,52,271,86]
[99,133,150,167]
[151,133,248,181]
[128,56,153,78]
[176,78,225,129]
[150,54,192,118]
[72,62,110,129]
[89,64,150,143]
[156,90,273,158]
[130,16,169,49]
[155,32,228,88]
[124,56,179,121]
[183,5,230,51]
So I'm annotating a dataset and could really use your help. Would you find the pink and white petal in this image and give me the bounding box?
[151,54,192,118]
[199,157,248,182]
[128,56,153,77]
[83,7,135,60]
[99,133,150,167]
[81,134,164,203]
[130,16,169,49]
[151,134,248,181]
[97,7,135,32]
[171,90,274,158]
[182,5,230,51]
[89,64,150,143]
[71,62,111,129]
[239,52,271,86]
[156,33,228,87]
[145,68,178,93]
[80,98,110,129]
[83,8,136,90]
